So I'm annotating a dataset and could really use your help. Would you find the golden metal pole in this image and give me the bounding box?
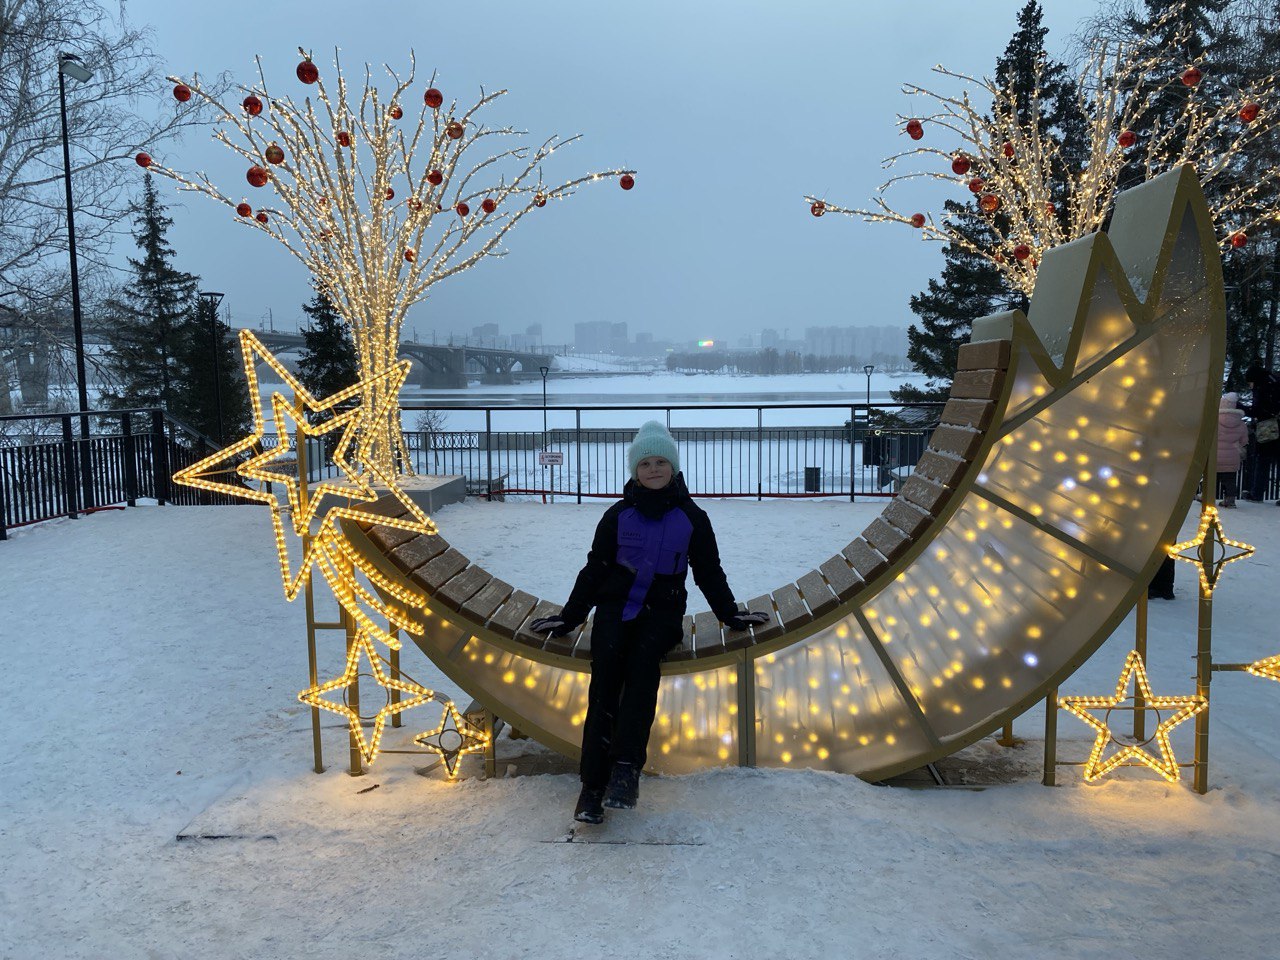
[998,721,1016,747]
[390,635,402,729]
[1042,687,1057,786]
[1134,591,1148,743]
[1193,447,1215,795]
[297,423,324,773]
[344,549,364,777]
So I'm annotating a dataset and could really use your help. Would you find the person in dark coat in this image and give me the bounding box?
[530,421,767,823]
[1243,362,1280,502]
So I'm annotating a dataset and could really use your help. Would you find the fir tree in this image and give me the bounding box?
[170,297,251,444]
[296,284,359,401]
[894,1,1068,402]
[102,177,198,412]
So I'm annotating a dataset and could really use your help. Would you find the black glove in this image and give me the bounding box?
[724,611,770,632]
[530,616,575,638]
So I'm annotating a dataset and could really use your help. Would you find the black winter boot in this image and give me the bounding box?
[603,762,640,809]
[574,786,605,824]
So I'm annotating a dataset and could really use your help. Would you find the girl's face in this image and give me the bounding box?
[636,456,673,490]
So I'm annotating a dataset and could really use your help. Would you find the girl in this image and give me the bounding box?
[531,420,767,823]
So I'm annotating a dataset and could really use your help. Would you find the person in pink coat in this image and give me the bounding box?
[1217,392,1249,507]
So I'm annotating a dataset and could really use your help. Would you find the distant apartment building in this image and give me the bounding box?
[803,324,908,360]
[574,320,629,354]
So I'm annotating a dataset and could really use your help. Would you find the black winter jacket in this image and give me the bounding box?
[560,474,738,628]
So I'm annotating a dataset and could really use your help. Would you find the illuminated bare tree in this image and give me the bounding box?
[807,2,1279,298]
[146,48,634,475]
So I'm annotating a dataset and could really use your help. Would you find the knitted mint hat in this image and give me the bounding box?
[627,420,680,479]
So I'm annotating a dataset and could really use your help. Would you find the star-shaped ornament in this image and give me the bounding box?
[297,629,438,765]
[415,701,489,778]
[1059,650,1206,782]
[1167,505,1255,596]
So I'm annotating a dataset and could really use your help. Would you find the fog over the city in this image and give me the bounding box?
[122,0,1083,348]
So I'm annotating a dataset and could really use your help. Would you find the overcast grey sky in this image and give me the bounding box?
[120,0,1085,344]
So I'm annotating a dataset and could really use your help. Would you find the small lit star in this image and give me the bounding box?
[415,702,489,779]
[1167,505,1255,596]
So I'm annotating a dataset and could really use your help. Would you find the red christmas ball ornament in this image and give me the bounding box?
[246,165,269,188]
[296,58,319,85]
[264,143,285,165]
[424,87,444,109]
[810,200,826,217]
[446,120,464,140]
[1118,129,1137,148]
[619,174,635,190]
[967,177,984,194]
[909,213,925,228]
[173,83,192,103]
[994,251,1006,264]
[404,248,416,262]
[389,104,403,120]
[385,187,395,201]
[426,169,443,186]
[236,201,252,217]
[1044,201,1056,216]
[1240,101,1261,123]
[1013,243,1031,262]
[135,152,152,168]
[407,197,423,212]
[905,118,924,140]
[242,94,263,117]
[481,197,497,214]
[455,201,470,216]
[317,195,330,207]
[255,211,269,224]
[1002,141,1015,159]
[1181,66,1202,87]
[336,131,351,147]
[951,154,971,176]
[979,193,1001,213]
[534,193,547,208]
[1231,232,1248,248]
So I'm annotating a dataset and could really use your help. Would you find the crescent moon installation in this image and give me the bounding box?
[337,164,1224,781]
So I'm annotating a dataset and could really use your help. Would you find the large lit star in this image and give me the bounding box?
[415,701,489,779]
[297,629,438,765]
[1059,650,1207,783]
[1167,505,1255,596]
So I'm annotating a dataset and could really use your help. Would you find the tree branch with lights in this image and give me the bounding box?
[807,3,1279,299]
[142,48,635,475]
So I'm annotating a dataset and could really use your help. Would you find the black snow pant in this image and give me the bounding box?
[579,608,682,789]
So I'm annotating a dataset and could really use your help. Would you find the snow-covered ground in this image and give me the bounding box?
[3,497,1278,959]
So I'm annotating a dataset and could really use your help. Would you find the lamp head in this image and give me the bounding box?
[59,53,93,84]
[863,364,875,376]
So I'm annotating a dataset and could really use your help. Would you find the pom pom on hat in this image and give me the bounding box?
[1222,392,1240,408]
[627,420,680,479]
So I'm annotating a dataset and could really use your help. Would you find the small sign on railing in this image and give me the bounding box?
[537,450,564,466]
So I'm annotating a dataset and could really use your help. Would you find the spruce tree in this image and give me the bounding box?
[102,177,198,413]
[296,284,359,401]
[894,1,1068,402]
[170,298,252,444]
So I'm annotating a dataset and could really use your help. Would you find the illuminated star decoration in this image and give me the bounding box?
[297,629,438,764]
[1167,504,1256,597]
[1246,654,1280,684]
[1059,650,1207,783]
[414,701,490,779]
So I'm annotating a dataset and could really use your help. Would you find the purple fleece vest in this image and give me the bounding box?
[616,505,694,620]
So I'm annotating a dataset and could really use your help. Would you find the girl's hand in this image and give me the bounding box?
[530,616,574,638]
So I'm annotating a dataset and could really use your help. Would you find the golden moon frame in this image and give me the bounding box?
[340,165,1224,782]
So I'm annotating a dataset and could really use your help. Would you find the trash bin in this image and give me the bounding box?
[804,466,821,493]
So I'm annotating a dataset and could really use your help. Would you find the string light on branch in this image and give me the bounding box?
[804,2,1280,297]
[1059,650,1206,783]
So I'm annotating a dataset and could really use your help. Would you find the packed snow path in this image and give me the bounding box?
[2,500,1277,959]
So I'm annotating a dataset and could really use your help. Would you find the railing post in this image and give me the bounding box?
[849,405,856,502]
[60,414,80,520]
[78,412,94,516]
[151,410,170,506]
[0,445,9,541]
[121,412,138,507]
[756,407,763,501]
[485,408,493,500]
[576,408,582,505]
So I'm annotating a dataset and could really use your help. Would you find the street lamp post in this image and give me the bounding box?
[58,52,94,515]
[201,291,226,444]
